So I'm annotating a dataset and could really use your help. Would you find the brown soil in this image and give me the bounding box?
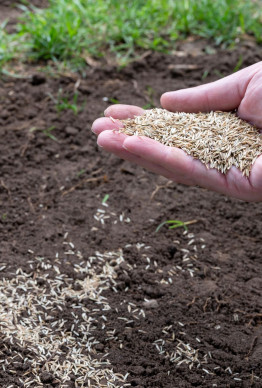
[0,1,49,31]
[0,13,262,388]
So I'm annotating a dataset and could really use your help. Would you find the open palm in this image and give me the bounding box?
[92,62,262,201]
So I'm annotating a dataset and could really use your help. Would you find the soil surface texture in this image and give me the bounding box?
[0,12,262,388]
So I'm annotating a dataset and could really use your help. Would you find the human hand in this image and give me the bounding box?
[91,62,262,201]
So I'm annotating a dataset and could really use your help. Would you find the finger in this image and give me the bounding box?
[249,155,262,194]
[91,117,122,135]
[104,104,145,119]
[122,135,262,200]
[97,130,175,179]
[238,70,262,128]
[161,63,261,113]
[98,131,262,201]
[122,135,228,190]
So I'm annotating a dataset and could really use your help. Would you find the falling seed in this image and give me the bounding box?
[120,109,262,176]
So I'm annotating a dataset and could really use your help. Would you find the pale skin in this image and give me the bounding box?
[92,62,262,202]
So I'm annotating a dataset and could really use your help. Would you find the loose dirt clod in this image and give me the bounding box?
[120,108,262,176]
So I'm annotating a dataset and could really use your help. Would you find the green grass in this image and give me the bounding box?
[47,89,81,115]
[102,194,110,204]
[0,21,23,68]
[42,126,57,141]
[76,169,86,177]
[1,0,262,70]
[30,125,58,141]
[155,219,198,233]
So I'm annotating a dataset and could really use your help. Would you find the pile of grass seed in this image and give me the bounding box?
[120,108,262,176]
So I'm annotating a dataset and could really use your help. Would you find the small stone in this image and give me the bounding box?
[131,366,145,375]
[94,343,104,352]
[143,299,159,309]
[31,74,46,85]
[1,110,9,119]
[65,126,78,136]
[143,285,165,298]
[40,372,54,383]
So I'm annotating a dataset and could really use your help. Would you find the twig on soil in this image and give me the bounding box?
[245,336,258,360]
[62,175,107,196]
[246,313,262,318]
[234,309,262,318]
[203,297,211,312]
[27,197,35,213]
[20,132,35,157]
[187,297,197,307]
[214,295,230,312]
[234,309,262,326]
[150,180,173,200]
[249,371,260,386]
[0,179,11,199]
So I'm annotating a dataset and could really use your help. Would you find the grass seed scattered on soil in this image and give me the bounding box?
[120,108,262,176]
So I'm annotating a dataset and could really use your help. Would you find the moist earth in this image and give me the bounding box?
[0,7,262,387]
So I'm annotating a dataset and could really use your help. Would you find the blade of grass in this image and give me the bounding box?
[155,219,197,233]
[102,194,109,204]
[42,126,57,142]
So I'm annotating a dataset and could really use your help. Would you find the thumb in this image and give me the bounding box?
[237,69,262,128]
[160,63,261,113]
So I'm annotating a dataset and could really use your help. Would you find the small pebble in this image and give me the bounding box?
[143,299,159,309]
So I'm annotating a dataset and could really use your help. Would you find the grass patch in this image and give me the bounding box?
[47,89,82,115]
[1,0,262,69]
[0,21,24,68]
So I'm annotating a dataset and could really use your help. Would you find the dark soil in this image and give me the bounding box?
[0,11,262,387]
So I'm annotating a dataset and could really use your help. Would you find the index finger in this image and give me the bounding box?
[104,104,145,119]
